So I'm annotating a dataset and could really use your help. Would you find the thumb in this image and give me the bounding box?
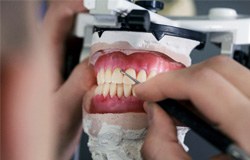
[56,58,95,120]
[53,59,95,160]
[141,102,191,160]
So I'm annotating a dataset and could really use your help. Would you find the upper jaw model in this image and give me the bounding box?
[82,28,201,160]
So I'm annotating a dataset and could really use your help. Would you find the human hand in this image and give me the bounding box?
[42,2,95,159]
[2,1,95,160]
[134,56,250,159]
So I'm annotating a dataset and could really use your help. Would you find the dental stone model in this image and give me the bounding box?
[82,29,200,160]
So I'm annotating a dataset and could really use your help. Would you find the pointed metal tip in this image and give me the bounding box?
[120,69,125,75]
[120,69,141,84]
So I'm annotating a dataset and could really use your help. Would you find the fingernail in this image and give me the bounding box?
[143,102,154,124]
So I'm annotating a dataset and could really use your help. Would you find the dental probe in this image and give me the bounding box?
[120,69,250,160]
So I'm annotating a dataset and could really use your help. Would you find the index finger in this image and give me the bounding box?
[43,0,86,45]
[199,56,250,99]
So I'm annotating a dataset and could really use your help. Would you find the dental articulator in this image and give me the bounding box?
[72,0,250,159]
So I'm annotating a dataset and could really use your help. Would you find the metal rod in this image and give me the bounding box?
[120,69,141,84]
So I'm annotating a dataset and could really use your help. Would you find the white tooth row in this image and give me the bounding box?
[95,83,135,98]
[97,68,157,85]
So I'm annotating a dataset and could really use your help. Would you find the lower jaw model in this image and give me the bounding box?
[82,51,189,160]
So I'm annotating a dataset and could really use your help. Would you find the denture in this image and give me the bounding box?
[91,51,184,113]
[82,30,199,160]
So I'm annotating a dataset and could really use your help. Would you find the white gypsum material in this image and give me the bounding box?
[83,112,190,160]
[90,31,200,67]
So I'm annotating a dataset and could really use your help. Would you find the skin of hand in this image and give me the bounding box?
[2,1,96,160]
[134,55,250,160]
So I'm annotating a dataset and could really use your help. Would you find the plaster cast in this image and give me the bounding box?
[83,111,189,160]
[90,31,200,66]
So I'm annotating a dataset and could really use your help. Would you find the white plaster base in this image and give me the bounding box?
[83,113,189,160]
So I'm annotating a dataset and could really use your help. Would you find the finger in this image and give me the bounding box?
[44,0,86,43]
[141,102,191,160]
[56,58,95,120]
[54,58,95,159]
[200,56,250,98]
[2,53,54,160]
[134,67,250,152]
[41,0,87,85]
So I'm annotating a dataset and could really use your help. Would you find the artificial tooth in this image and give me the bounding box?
[109,83,117,97]
[111,68,123,84]
[105,68,112,83]
[123,68,136,84]
[123,84,132,97]
[95,85,103,95]
[137,70,147,83]
[132,87,136,96]
[117,84,123,98]
[102,83,110,97]
[148,70,157,80]
[97,68,105,85]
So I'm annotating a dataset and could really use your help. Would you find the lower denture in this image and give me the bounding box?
[91,51,184,113]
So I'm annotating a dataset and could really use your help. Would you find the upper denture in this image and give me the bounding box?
[94,51,182,74]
